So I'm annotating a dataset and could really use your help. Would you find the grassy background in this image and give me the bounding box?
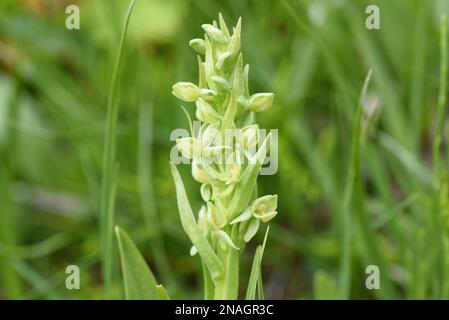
[0,0,448,299]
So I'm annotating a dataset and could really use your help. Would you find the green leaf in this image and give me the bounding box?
[115,226,159,300]
[245,226,269,300]
[313,270,339,300]
[228,133,271,220]
[170,163,223,282]
[156,284,171,300]
[221,93,237,134]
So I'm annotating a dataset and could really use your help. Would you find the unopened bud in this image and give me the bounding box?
[248,93,275,112]
[172,82,201,102]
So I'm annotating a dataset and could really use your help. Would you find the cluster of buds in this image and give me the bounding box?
[171,14,277,257]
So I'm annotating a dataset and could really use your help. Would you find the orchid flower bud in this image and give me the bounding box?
[200,122,220,147]
[195,98,221,124]
[248,93,275,112]
[239,125,259,152]
[216,51,232,70]
[207,201,227,229]
[200,183,212,201]
[172,82,201,102]
[251,195,278,222]
[202,24,229,43]
[211,76,231,91]
[223,151,242,184]
[189,38,206,55]
[192,159,211,183]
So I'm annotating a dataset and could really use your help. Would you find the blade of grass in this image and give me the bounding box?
[0,77,22,299]
[340,70,397,299]
[430,14,448,298]
[138,100,173,286]
[10,260,60,299]
[280,0,358,122]
[115,226,159,300]
[99,0,136,298]
[340,69,372,299]
[408,2,427,151]
[313,270,339,300]
[345,4,408,147]
[245,226,269,300]
[434,14,448,184]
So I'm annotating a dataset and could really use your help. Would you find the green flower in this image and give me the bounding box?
[248,93,275,112]
[172,82,201,102]
[251,195,278,222]
[189,38,206,55]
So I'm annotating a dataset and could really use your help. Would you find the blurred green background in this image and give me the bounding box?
[1,0,449,299]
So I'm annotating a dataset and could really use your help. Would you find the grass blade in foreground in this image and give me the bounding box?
[115,226,159,300]
[339,69,372,299]
[313,270,339,300]
[245,227,269,300]
[99,0,136,298]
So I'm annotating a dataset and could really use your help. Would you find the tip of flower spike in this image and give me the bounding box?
[235,17,242,32]
[189,38,206,55]
[202,24,228,43]
[218,12,230,37]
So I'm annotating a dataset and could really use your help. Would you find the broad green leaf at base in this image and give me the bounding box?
[115,226,159,300]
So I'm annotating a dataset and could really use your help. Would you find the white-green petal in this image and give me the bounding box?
[213,230,239,250]
[202,24,229,43]
[211,75,231,90]
[200,183,212,201]
[172,82,201,102]
[255,211,278,223]
[196,98,222,123]
[192,159,211,183]
[216,51,232,70]
[230,208,252,224]
[252,194,278,214]
[207,201,227,229]
[248,93,275,112]
[243,218,260,243]
[189,38,206,55]
[176,137,201,159]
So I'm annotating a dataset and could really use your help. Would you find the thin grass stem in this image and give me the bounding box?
[99,0,136,298]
